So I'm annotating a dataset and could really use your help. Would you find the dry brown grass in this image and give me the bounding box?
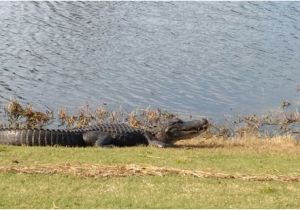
[59,104,178,129]
[175,134,300,153]
[3,99,53,128]
[1,99,179,129]
[1,163,299,182]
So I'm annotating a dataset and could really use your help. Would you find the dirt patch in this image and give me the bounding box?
[0,163,299,182]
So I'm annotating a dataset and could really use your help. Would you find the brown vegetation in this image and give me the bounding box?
[2,99,178,129]
[2,99,300,145]
[174,135,300,154]
[1,163,299,182]
[3,100,53,129]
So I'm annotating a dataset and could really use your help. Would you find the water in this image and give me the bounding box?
[0,1,300,119]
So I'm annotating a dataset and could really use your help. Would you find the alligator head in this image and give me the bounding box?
[149,118,209,144]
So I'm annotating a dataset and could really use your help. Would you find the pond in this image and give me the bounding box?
[0,1,300,119]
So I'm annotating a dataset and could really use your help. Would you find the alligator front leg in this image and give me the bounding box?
[143,131,170,148]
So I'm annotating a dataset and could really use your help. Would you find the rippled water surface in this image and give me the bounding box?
[0,2,300,118]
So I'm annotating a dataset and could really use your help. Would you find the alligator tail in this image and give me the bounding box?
[0,129,86,147]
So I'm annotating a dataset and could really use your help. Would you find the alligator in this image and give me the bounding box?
[0,118,208,148]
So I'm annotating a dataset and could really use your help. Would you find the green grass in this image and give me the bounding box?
[0,145,300,208]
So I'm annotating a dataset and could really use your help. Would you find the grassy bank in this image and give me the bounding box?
[0,136,300,208]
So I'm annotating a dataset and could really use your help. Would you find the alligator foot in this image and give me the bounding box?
[148,140,170,148]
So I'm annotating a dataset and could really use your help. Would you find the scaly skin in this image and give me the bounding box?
[0,119,208,147]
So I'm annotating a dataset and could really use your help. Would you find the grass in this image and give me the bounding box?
[0,136,300,208]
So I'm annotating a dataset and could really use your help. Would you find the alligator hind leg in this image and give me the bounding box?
[83,131,114,147]
[94,135,115,148]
